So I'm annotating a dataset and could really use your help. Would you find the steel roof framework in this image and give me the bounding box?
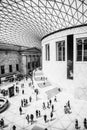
[0,0,87,48]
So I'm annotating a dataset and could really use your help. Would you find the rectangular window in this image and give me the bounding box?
[16,64,19,71]
[1,65,5,74]
[84,39,87,61]
[9,65,12,72]
[77,38,87,61]
[45,44,50,61]
[56,41,65,61]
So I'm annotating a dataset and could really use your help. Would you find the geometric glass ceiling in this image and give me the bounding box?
[0,0,87,48]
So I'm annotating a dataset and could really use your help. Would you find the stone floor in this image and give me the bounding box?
[0,70,87,130]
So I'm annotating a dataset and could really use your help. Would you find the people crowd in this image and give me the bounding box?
[0,69,87,130]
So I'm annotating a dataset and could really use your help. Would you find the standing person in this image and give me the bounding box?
[75,119,80,129]
[25,99,28,106]
[0,118,4,128]
[29,96,32,103]
[47,102,50,109]
[44,114,47,123]
[67,100,71,109]
[54,96,57,102]
[30,114,34,125]
[26,114,29,124]
[19,106,22,115]
[49,99,52,106]
[22,89,24,94]
[36,110,38,118]
[52,104,54,112]
[50,111,53,121]
[12,125,16,130]
[39,110,41,117]
[43,102,46,109]
[21,99,23,107]
[83,118,87,129]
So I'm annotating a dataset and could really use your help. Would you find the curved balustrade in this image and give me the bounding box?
[0,97,9,113]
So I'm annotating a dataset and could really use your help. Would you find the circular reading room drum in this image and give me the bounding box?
[0,97,9,113]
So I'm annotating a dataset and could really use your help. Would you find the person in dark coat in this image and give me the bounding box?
[36,110,38,118]
[54,96,57,102]
[30,114,34,124]
[44,114,47,123]
[12,125,16,130]
[84,118,87,129]
[49,99,52,106]
[21,99,23,107]
[22,89,24,94]
[0,118,4,128]
[75,119,80,129]
[52,104,54,112]
[50,111,53,120]
[19,106,22,115]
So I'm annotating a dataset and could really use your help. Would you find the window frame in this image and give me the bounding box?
[1,65,5,74]
[76,38,87,61]
[9,65,12,73]
[56,40,65,61]
[45,44,50,61]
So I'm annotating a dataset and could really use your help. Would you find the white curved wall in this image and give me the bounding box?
[42,26,87,97]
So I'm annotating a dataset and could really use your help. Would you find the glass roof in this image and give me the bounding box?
[0,0,87,48]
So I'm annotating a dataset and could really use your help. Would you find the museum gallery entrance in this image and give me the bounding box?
[67,34,73,79]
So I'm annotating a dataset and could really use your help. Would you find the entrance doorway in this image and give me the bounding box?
[67,34,73,79]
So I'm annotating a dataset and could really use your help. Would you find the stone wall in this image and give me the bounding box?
[0,51,20,75]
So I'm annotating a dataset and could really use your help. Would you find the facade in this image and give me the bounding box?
[0,45,41,83]
[42,25,87,97]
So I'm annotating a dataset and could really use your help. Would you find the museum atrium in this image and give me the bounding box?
[0,0,87,130]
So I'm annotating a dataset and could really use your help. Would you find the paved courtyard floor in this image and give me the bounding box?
[0,70,87,130]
